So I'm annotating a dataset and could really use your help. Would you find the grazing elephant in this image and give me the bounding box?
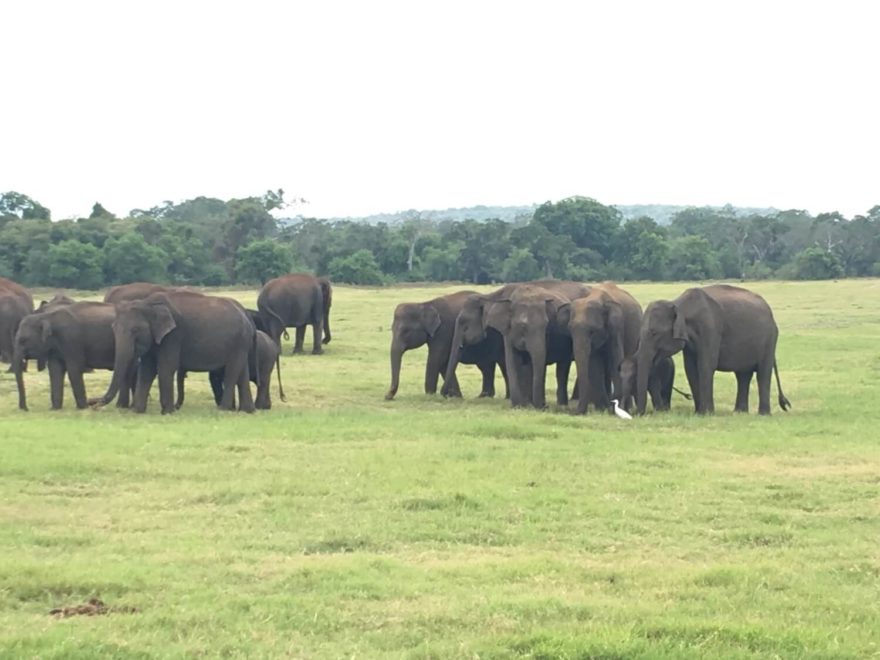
[177,329,281,410]
[618,355,688,412]
[385,290,507,401]
[104,282,173,304]
[1,292,33,364]
[258,273,325,355]
[294,276,332,351]
[636,284,791,415]
[442,280,593,400]
[12,302,121,411]
[95,290,256,414]
[569,282,642,414]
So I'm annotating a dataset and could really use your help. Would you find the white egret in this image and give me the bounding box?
[610,399,632,420]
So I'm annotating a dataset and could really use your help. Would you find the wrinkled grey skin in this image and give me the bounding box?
[569,282,642,414]
[386,290,507,401]
[636,284,791,415]
[95,290,256,414]
[177,329,281,410]
[294,276,332,351]
[258,273,325,355]
[619,355,677,413]
[13,302,121,411]
[104,282,175,304]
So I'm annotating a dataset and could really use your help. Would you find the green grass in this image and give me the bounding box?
[1,280,878,658]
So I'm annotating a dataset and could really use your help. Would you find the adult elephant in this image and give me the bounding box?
[258,273,325,355]
[177,329,281,410]
[618,355,688,413]
[1,292,33,365]
[636,284,791,415]
[12,302,120,411]
[569,282,642,414]
[442,280,594,407]
[385,290,507,401]
[0,277,34,308]
[95,290,256,414]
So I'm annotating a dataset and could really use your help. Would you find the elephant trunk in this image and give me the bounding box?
[385,335,405,400]
[322,304,331,345]
[635,348,652,415]
[95,338,134,406]
[572,335,591,415]
[441,321,465,397]
[527,337,548,409]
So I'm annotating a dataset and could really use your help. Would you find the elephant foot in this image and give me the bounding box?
[478,391,495,398]
[292,347,305,355]
[161,407,176,415]
[311,348,324,355]
[322,337,331,344]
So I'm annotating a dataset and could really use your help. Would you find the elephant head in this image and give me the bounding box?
[569,293,623,413]
[96,297,177,406]
[441,295,494,395]
[11,312,55,411]
[635,301,687,414]
[385,301,441,400]
[618,356,638,412]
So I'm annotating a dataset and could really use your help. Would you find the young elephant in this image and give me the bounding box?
[12,302,121,411]
[95,290,256,414]
[618,355,680,413]
[636,284,791,415]
[385,290,507,400]
[177,330,281,410]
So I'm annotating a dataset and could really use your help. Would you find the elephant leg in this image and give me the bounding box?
[734,370,752,413]
[683,351,701,413]
[649,373,667,411]
[48,358,66,410]
[156,364,177,415]
[67,365,88,410]
[255,370,270,409]
[696,354,715,415]
[505,342,526,408]
[220,352,247,411]
[523,357,539,408]
[209,369,225,406]
[478,361,496,398]
[312,317,324,355]
[424,343,446,395]
[134,358,157,413]
[293,326,306,354]
[118,373,132,409]
[756,359,773,416]
[587,355,610,411]
[555,360,571,406]
[235,355,256,413]
[176,371,186,410]
[499,360,510,399]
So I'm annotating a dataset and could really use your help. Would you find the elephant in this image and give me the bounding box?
[618,355,690,412]
[104,282,173,304]
[635,284,792,415]
[36,294,76,312]
[569,282,642,414]
[95,290,256,414]
[1,292,33,365]
[12,302,121,411]
[293,276,332,352]
[258,273,325,355]
[442,280,598,408]
[385,290,508,401]
[176,329,281,410]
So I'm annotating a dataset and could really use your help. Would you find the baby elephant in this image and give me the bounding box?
[618,356,689,413]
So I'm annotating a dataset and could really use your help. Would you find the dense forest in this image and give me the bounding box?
[1,190,878,288]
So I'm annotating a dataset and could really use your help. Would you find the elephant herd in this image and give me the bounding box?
[385,280,791,416]
[0,274,332,414]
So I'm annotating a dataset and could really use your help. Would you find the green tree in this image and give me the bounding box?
[89,202,117,220]
[532,196,621,261]
[420,244,463,281]
[103,233,170,284]
[793,247,844,280]
[328,249,384,285]
[500,248,541,282]
[45,240,105,289]
[666,236,722,280]
[0,191,51,223]
[236,240,293,284]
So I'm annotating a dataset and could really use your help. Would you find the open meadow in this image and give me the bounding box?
[1,279,879,658]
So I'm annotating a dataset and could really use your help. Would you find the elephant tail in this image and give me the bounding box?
[275,352,286,402]
[259,302,289,344]
[774,360,791,411]
[672,386,692,400]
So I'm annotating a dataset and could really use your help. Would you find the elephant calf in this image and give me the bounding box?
[618,355,684,413]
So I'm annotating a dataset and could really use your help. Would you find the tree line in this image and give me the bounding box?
[1,191,878,289]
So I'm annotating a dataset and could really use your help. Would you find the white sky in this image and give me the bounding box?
[2,1,878,220]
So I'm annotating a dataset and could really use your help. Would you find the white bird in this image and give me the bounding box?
[610,399,632,420]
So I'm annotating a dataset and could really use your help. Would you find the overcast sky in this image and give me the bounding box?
[3,1,878,220]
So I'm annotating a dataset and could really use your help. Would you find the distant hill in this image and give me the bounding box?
[279,202,780,226]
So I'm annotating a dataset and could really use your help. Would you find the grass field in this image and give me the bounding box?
[1,280,878,658]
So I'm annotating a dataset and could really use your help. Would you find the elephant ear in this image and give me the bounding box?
[671,305,687,342]
[607,300,624,335]
[148,301,177,344]
[485,300,512,334]
[546,299,571,330]
[40,318,52,343]
[421,304,442,338]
